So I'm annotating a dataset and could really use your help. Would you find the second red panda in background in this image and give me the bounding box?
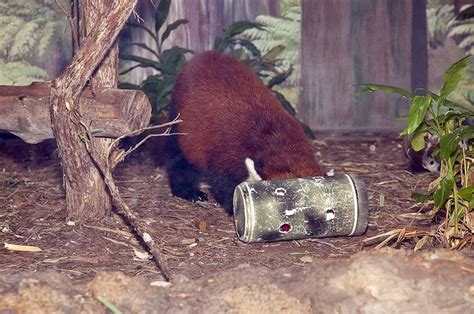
[166,51,324,213]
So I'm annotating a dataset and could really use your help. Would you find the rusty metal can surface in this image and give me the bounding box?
[232,174,368,243]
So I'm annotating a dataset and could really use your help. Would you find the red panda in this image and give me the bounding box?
[404,133,440,173]
[166,51,324,213]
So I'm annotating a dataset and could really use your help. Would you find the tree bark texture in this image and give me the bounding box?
[0,82,150,144]
[50,0,137,221]
[78,0,122,218]
[80,0,120,87]
[299,0,425,132]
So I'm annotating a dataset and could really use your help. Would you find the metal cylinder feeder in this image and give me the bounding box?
[233,174,368,243]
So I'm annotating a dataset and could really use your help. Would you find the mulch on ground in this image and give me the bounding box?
[0,133,439,282]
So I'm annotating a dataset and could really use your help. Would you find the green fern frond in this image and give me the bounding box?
[241,5,302,85]
[448,22,474,36]
[280,0,300,13]
[448,4,474,55]
[427,0,453,10]
[457,35,474,50]
[1,0,72,79]
[0,16,23,57]
[9,21,41,61]
[284,10,301,22]
[427,5,454,48]
[0,59,48,85]
[37,22,59,58]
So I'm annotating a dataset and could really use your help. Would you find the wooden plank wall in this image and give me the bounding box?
[165,0,280,53]
[299,0,428,132]
[127,0,279,84]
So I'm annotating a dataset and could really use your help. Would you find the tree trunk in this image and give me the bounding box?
[299,0,424,132]
[77,0,122,219]
[50,0,137,222]
[80,0,120,87]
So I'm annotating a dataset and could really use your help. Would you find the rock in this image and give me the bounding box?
[0,272,97,313]
[87,272,173,312]
[0,249,472,313]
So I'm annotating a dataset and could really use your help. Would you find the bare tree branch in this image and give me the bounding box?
[107,114,183,169]
[54,0,80,51]
[80,122,175,281]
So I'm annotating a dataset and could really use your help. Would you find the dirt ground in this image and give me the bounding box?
[0,133,451,283]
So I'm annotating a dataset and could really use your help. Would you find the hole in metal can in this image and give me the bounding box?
[325,209,335,221]
[279,223,292,233]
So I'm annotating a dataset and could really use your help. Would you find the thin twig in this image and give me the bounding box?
[53,0,79,51]
[132,10,144,23]
[107,115,183,169]
[83,224,132,238]
[309,239,344,250]
[81,121,175,281]
[109,114,182,149]
[107,115,183,155]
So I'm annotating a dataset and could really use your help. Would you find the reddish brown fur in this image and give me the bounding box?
[167,51,323,211]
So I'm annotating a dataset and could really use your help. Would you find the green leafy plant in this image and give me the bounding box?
[213,20,314,138]
[119,3,311,136]
[218,21,297,84]
[118,0,192,123]
[356,55,473,249]
[0,60,48,85]
[214,20,293,89]
[241,3,301,85]
[426,1,474,55]
[427,4,454,49]
[448,5,474,55]
[0,0,71,82]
